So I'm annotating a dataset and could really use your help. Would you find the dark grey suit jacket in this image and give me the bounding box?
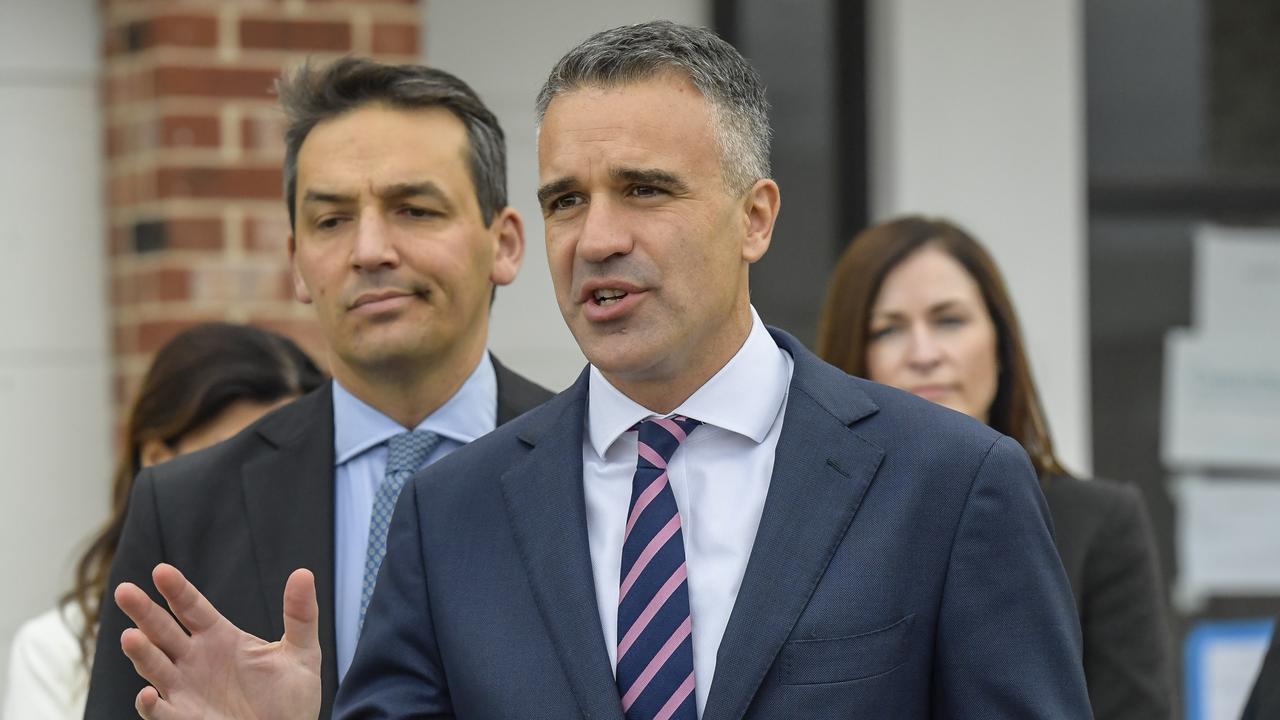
[336,329,1091,718]
[1042,475,1174,719]
[1243,622,1280,720]
[84,358,552,720]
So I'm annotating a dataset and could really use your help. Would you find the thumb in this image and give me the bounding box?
[281,568,320,656]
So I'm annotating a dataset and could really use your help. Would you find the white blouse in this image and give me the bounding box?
[3,603,89,720]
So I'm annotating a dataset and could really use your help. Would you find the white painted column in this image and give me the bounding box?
[869,0,1091,474]
[0,0,112,692]
[424,1,711,392]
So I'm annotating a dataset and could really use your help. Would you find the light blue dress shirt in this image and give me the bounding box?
[332,353,498,680]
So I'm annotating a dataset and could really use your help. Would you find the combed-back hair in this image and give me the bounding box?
[64,323,325,665]
[278,57,507,229]
[535,20,772,195]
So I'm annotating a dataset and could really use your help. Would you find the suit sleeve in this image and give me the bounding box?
[931,436,1092,719]
[1080,487,1173,720]
[83,468,168,719]
[334,477,454,719]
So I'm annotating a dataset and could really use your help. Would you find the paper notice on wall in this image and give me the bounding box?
[1174,476,1280,610]
[1194,224,1280,334]
[1162,329,1280,469]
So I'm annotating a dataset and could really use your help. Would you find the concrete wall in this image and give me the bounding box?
[0,0,112,694]
[424,0,710,392]
[868,0,1091,473]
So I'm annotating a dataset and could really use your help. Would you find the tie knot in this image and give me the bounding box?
[635,416,701,468]
[386,430,441,476]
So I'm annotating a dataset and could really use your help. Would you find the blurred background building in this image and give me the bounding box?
[2,0,1276,715]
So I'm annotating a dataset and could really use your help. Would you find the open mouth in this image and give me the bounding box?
[593,288,628,306]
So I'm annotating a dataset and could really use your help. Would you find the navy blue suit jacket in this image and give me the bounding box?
[336,329,1090,718]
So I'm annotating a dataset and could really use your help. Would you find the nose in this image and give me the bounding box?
[905,324,944,372]
[351,213,398,270]
[576,197,634,263]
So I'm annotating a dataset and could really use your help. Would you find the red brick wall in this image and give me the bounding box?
[102,0,423,412]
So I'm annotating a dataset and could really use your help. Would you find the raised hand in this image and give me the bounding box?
[116,563,323,720]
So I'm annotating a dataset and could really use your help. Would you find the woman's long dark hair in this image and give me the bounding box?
[817,215,1070,479]
[63,322,325,664]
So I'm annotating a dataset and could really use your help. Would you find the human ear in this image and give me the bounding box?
[288,233,313,304]
[741,179,780,264]
[488,207,526,287]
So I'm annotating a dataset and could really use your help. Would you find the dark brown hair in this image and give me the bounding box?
[63,323,325,664]
[277,57,507,231]
[816,215,1069,479]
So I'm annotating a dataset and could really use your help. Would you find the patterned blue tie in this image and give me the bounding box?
[359,429,440,630]
[617,416,701,720]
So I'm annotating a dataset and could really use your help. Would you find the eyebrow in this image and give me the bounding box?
[872,299,968,321]
[535,167,691,206]
[301,181,453,210]
[536,178,574,207]
[611,167,689,194]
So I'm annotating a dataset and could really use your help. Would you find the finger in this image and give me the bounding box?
[116,582,191,660]
[152,563,227,636]
[121,627,181,692]
[281,568,320,654]
[136,685,178,720]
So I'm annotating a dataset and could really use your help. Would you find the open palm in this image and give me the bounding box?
[116,563,322,720]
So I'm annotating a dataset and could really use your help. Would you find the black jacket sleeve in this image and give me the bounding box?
[83,468,167,719]
[1078,484,1173,720]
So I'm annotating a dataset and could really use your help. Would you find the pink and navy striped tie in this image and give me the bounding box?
[617,415,701,720]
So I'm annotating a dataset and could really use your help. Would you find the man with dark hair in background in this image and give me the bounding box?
[112,22,1089,719]
[84,59,552,718]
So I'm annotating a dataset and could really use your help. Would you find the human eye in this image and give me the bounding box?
[629,184,665,199]
[315,215,348,231]
[400,205,442,220]
[868,324,898,342]
[545,193,584,215]
[935,314,969,329]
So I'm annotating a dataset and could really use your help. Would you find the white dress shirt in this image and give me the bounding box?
[583,307,793,716]
[332,353,497,680]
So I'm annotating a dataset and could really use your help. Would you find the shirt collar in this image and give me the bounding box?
[332,352,498,465]
[587,307,792,459]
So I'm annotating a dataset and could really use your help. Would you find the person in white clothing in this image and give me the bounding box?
[2,323,323,720]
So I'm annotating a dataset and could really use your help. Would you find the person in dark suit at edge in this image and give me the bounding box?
[110,21,1090,719]
[84,59,553,718]
[1243,619,1280,720]
[817,215,1174,719]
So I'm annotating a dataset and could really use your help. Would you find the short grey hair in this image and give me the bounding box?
[278,58,507,231]
[534,20,772,194]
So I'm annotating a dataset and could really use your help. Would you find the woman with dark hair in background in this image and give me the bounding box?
[817,215,1173,719]
[3,323,325,720]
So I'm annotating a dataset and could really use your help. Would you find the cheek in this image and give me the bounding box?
[961,331,1000,397]
[544,236,577,290]
[864,345,895,385]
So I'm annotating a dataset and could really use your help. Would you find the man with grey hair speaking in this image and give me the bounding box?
[113,21,1090,719]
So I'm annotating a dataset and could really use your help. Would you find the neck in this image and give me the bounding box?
[330,340,486,429]
[605,303,754,414]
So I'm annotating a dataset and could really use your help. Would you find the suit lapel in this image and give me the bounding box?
[499,372,625,720]
[240,385,340,712]
[702,331,884,720]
